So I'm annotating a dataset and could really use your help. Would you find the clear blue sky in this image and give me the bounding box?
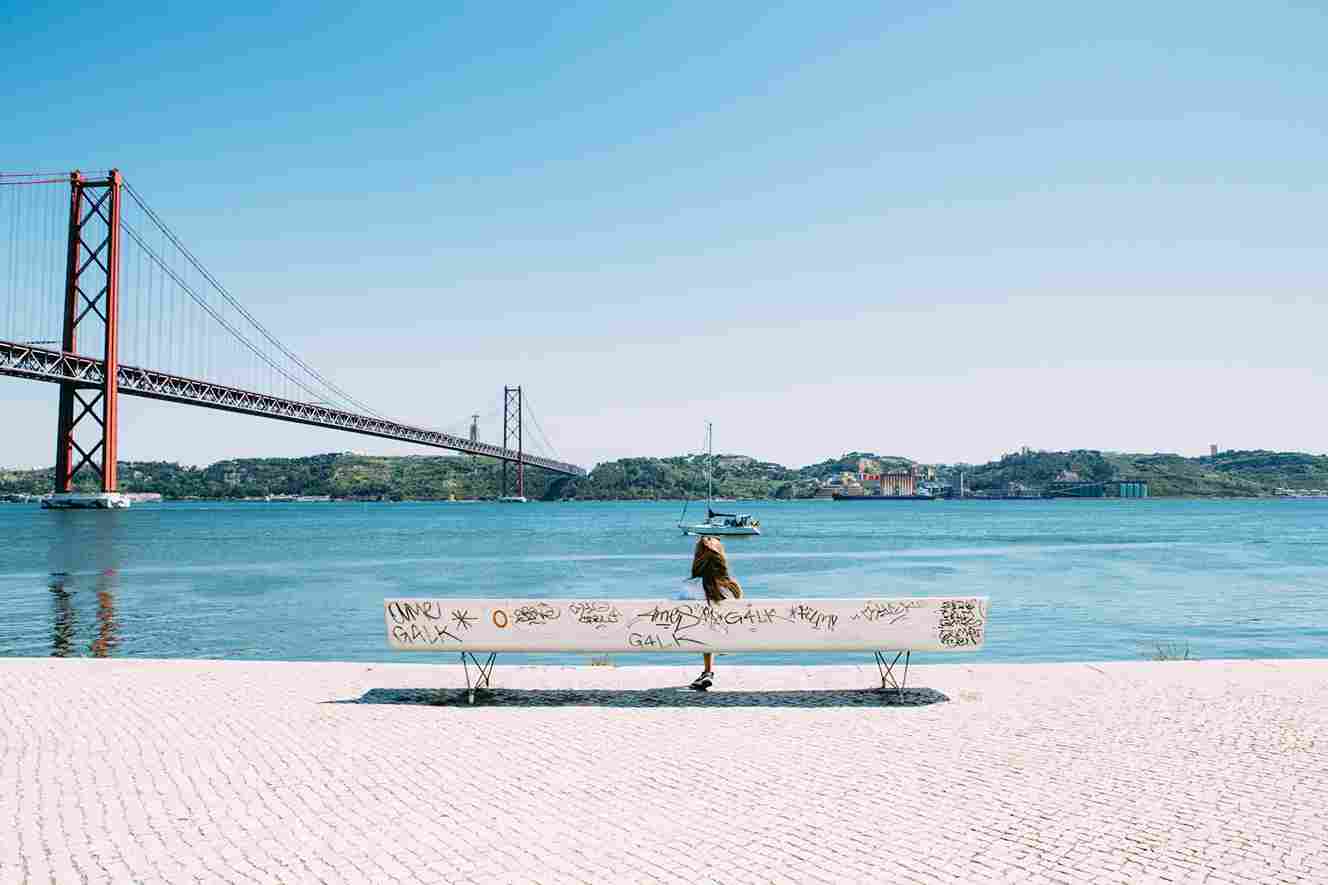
[3,1,1326,469]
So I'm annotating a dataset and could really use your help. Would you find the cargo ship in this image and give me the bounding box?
[832,491,935,501]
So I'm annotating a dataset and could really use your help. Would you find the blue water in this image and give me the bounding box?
[1,499,1325,665]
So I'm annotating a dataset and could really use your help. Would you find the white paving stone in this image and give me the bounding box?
[1,658,1325,884]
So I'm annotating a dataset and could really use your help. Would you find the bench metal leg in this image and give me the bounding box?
[874,650,910,701]
[460,652,497,704]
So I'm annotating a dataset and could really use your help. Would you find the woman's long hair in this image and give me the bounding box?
[690,536,742,603]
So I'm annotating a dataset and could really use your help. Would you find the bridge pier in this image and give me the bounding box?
[502,385,523,499]
[54,170,121,493]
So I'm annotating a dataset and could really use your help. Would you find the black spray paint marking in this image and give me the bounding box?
[568,601,622,630]
[787,603,838,631]
[512,602,562,626]
[851,599,926,625]
[938,599,986,647]
[386,600,448,625]
[391,622,461,645]
[630,603,780,646]
[628,631,702,649]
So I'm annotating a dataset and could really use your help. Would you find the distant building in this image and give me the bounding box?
[1210,444,1218,456]
[880,470,916,496]
[838,469,917,496]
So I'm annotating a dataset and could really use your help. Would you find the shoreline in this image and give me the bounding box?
[4,654,1326,675]
[5,493,1322,503]
[4,652,1327,667]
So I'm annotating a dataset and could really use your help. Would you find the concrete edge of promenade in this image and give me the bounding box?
[4,655,1326,700]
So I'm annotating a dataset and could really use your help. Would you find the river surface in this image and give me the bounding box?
[1,499,1325,665]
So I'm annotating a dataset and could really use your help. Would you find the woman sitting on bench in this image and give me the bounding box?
[686,536,742,690]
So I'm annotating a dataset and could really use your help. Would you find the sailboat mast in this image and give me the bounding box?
[706,422,713,507]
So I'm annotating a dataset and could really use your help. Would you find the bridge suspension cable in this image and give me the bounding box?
[117,220,339,407]
[522,395,562,464]
[2,175,69,348]
[120,180,384,417]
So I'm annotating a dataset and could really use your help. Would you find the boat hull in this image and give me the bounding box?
[41,492,131,510]
[680,523,761,536]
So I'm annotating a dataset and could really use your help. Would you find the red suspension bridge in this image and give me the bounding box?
[0,170,584,498]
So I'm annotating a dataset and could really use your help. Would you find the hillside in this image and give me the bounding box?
[3,448,1326,501]
[956,449,1328,497]
[0,455,569,501]
[950,450,1117,491]
[797,452,917,480]
[555,454,803,501]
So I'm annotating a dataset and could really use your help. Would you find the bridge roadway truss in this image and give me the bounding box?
[0,340,585,477]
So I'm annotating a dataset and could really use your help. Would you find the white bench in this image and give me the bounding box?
[384,596,989,702]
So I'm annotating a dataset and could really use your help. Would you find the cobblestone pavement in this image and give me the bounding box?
[2,658,1326,884]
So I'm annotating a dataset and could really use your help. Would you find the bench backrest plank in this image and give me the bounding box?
[384,597,988,653]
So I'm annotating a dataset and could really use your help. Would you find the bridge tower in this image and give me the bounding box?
[502,386,523,498]
[54,170,122,493]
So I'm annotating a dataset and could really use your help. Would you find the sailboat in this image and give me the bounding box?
[679,423,761,536]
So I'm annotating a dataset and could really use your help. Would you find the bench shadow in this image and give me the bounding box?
[328,685,949,708]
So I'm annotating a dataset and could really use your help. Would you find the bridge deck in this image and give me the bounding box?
[0,340,584,476]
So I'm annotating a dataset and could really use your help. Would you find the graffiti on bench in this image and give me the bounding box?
[385,597,988,653]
